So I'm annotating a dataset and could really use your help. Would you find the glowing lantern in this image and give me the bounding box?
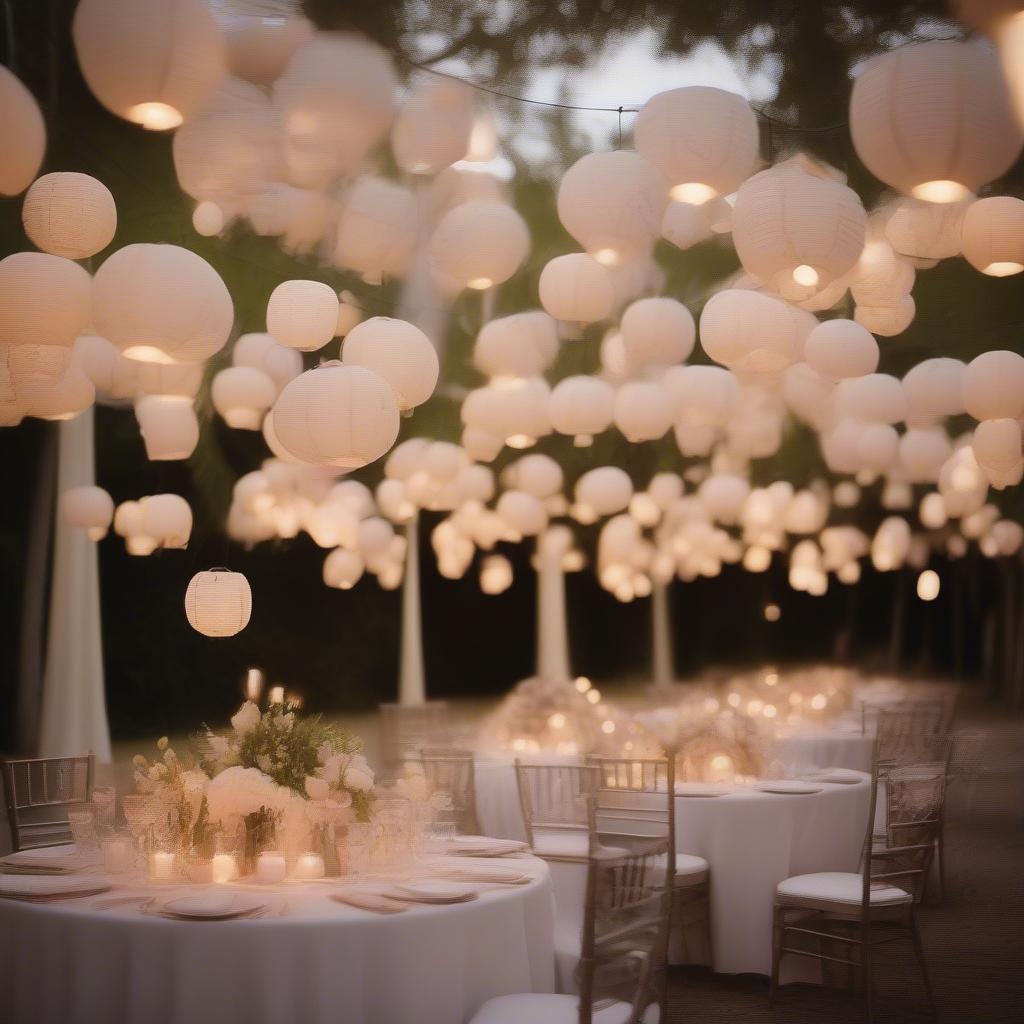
[917,569,941,601]
[496,490,548,537]
[22,173,116,260]
[474,311,558,380]
[141,493,192,548]
[961,196,1024,276]
[266,280,338,352]
[334,175,417,284]
[699,289,810,374]
[963,350,1024,421]
[853,296,916,338]
[613,381,673,442]
[323,548,364,590]
[73,0,226,130]
[134,395,199,460]
[834,373,908,424]
[218,8,313,85]
[972,418,1024,488]
[619,297,695,372]
[900,428,953,483]
[0,65,46,196]
[61,485,114,541]
[920,492,949,530]
[548,375,615,447]
[428,199,529,291]
[185,569,251,637]
[885,195,971,259]
[480,554,514,595]
[804,319,878,380]
[341,317,438,412]
[232,333,302,393]
[902,358,966,423]
[212,367,276,430]
[576,467,633,517]
[0,253,92,349]
[698,474,751,525]
[391,79,474,176]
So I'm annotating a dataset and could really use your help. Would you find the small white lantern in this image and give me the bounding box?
[334,175,417,284]
[619,297,695,373]
[576,467,633,517]
[963,350,1024,421]
[480,554,513,595]
[323,548,364,590]
[341,317,438,412]
[0,253,93,349]
[538,253,614,328]
[185,569,252,637]
[232,333,303,393]
[428,199,529,291]
[61,485,114,540]
[266,280,339,352]
[548,375,614,447]
[141,493,192,549]
[212,366,276,430]
[917,569,941,602]
[613,381,673,442]
[495,490,548,537]
[391,79,475,176]
[134,395,200,461]
[961,196,1024,276]
[803,319,879,380]
[902,358,966,423]
[474,311,558,380]
[22,172,116,260]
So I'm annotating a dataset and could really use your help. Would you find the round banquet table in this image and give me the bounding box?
[770,722,875,773]
[0,855,555,1024]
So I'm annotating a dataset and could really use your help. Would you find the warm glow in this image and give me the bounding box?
[764,671,778,686]
[703,697,720,713]
[128,102,183,131]
[670,182,717,205]
[586,688,601,705]
[911,179,969,204]
[982,261,1024,277]
[707,753,735,781]
[505,434,535,449]
[746,699,764,716]
[763,704,777,718]
[809,693,827,711]
[574,676,591,693]
[764,602,781,622]
[789,692,803,706]
[123,345,175,364]
[467,277,493,290]
[601,720,615,734]
[548,712,567,730]
[268,685,285,705]
[917,569,941,602]
[727,692,741,708]
[792,264,819,287]
[592,248,619,266]
[245,668,263,701]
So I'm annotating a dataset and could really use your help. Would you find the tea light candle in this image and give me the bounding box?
[101,837,132,874]
[151,851,176,879]
[268,685,285,705]
[211,852,238,884]
[294,852,325,879]
[256,850,286,884]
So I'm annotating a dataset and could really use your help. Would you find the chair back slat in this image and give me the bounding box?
[2,754,95,852]
[514,762,599,848]
[587,757,674,864]
[418,747,481,835]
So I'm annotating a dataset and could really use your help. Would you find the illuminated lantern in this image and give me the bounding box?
[141,493,192,548]
[266,280,339,352]
[963,350,1024,420]
[461,377,551,449]
[496,490,548,537]
[920,491,948,529]
[634,86,758,204]
[429,199,529,291]
[576,467,633,517]
[93,243,233,364]
[218,7,313,85]
[0,253,92,349]
[22,173,116,260]
[961,196,1024,276]
[134,395,199,460]
[619,297,695,372]
[854,295,915,338]
[903,357,967,423]
[474,311,558,380]
[73,0,226,130]
[857,423,900,472]
[334,175,417,284]
[973,417,1024,488]
[323,548,364,590]
[661,200,714,250]
[699,289,810,374]
[917,569,941,601]
[0,65,45,196]
[510,454,563,500]
[834,373,908,424]
[184,569,251,637]
[480,554,513,595]
[850,39,1023,202]
[885,195,971,259]
[900,428,953,483]
[803,319,878,380]
[212,366,276,429]
[391,79,474,176]
[341,317,438,412]
[871,516,912,571]
[698,474,751,526]
[232,332,302,393]
[61,485,114,541]
[549,375,615,447]
[538,253,614,328]
[613,381,673,442]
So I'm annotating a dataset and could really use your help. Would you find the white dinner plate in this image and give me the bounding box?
[162,893,266,919]
[0,873,112,899]
[391,881,477,903]
[445,836,528,857]
[756,782,824,795]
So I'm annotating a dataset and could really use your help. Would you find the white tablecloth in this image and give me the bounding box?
[0,857,555,1024]
[771,726,875,773]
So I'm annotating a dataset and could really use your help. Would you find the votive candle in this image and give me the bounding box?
[211,852,238,884]
[151,851,175,879]
[101,837,132,874]
[294,852,325,880]
[256,850,287,884]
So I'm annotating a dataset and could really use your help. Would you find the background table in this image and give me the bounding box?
[771,723,875,773]
[0,856,555,1024]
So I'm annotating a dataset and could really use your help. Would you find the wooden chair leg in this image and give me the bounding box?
[769,904,782,1006]
[910,912,938,1018]
[861,921,874,1024]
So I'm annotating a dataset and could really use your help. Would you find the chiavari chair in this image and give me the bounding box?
[514,761,602,862]
[418,747,481,835]
[2,753,95,852]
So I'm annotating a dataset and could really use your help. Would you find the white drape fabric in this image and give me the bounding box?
[38,406,111,763]
[398,512,426,706]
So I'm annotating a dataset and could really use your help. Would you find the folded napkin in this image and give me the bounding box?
[0,873,112,901]
[1,850,101,875]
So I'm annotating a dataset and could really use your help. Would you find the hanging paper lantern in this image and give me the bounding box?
[902,357,966,423]
[73,0,226,130]
[323,548,364,590]
[920,491,948,529]
[556,150,667,266]
[731,156,867,300]
[341,317,438,412]
[699,289,811,374]
[803,319,879,380]
[134,395,199,460]
[575,467,633,517]
[0,253,93,349]
[429,199,529,291]
[22,172,116,260]
[857,423,900,472]
[884,195,971,259]
[232,333,302,393]
[61,485,115,541]
[698,475,751,526]
[73,334,138,402]
[474,311,558,380]
[141,493,192,548]
[509,454,563,501]
[850,39,1023,202]
[495,490,548,537]
[900,428,953,483]
[634,86,758,204]
[271,363,399,469]
[192,202,226,236]
[266,279,339,352]
[335,291,363,338]
[185,569,251,637]
[212,366,276,430]
[391,79,475,176]
[462,425,503,463]
[248,184,330,252]
[963,349,1024,420]
[661,200,714,251]
[537,254,614,328]
[548,375,615,447]
[663,364,739,428]
[0,65,46,196]
[480,554,513,595]
[384,437,430,481]
[93,243,232,364]
[14,357,95,422]
[613,381,673,442]
[334,175,417,284]
[961,196,1024,276]
[217,7,313,85]
[871,517,912,571]
[916,570,941,601]
[461,378,551,449]
[619,297,695,373]
[834,373,908,424]
[972,418,1024,488]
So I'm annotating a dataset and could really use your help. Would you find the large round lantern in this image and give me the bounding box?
[619,297,695,372]
[0,65,45,196]
[854,296,915,338]
[232,332,302,393]
[850,39,1023,202]
[266,279,339,352]
[834,373,908,424]
[0,253,92,349]
[212,366,276,429]
[461,378,552,449]
[474,311,558,380]
[323,548,364,590]
[575,467,633,517]
[961,196,1024,276]
[902,357,966,423]
[804,319,879,380]
[218,8,313,86]
[556,150,667,266]
[391,79,474,176]
[699,289,810,374]
[428,199,529,291]
[963,350,1024,421]
[634,86,758,204]
[698,474,751,526]
[496,490,548,537]
[973,418,1023,488]
[22,172,116,260]
[134,395,199,460]
[73,0,226,130]
[271,363,399,469]
[538,254,614,327]
[93,244,233,364]
[613,381,673,442]
[885,196,970,260]
[548,374,615,447]
[185,569,251,637]
[510,454,563,500]
[900,428,953,483]
[334,175,417,284]
[732,157,867,300]
[662,364,739,426]
[480,554,513,595]
[142,493,192,549]
[61,485,114,541]
[341,317,438,411]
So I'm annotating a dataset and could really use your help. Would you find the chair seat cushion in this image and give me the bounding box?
[469,993,658,1024]
[777,871,912,912]
[531,832,629,861]
[673,853,709,884]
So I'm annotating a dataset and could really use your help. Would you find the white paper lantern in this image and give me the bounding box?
[10,349,95,421]
[851,237,916,305]
[884,195,971,259]
[384,437,430,481]
[732,157,867,299]
[511,454,563,500]
[857,422,900,472]
[93,243,232,364]
[871,517,912,571]
[698,474,751,526]
[854,296,916,338]
[134,395,199,460]
[341,317,438,412]
[73,0,226,130]
[576,467,633,517]
[613,381,673,442]
[474,311,558,380]
[22,173,116,260]
[335,291,363,338]
[835,373,908,424]
[920,491,948,529]
[548,375,614,447]
[480,554,513,595]
[900,428,953,483]
[917,569,941,601]
[323,548,364,590]
[142,493,192,548]
[963,350,1024,421]
[136,361,204,400]
[699,289,810,374]
[0,253,92,349]
[902,358,967,423]
[249,184,329,252]
[185,569,251,637]
[218,8,313,85]
[356,517,395,562]
[271,363,399,469]
[803,319,879,380]
[266,280,339,352]
[192,202,225,236]
[538,254,614,327]
[429,199,529,291]
[619,297,695,373]
[973,417,1024,488]
[61,485,114,540]
[496,490,548,537]
[232,332,302,393]
[663,364,739,428]
[661,200,714,251]
[556,150,667,266]
[634,87,758,203]
[990,518,1024,557]
[461,378,551,448]
[391,79,475,176]
[334,175,417,284]
[212,366,276,429]
[961,196,1024,276]
[461,425,503,463]
[0,65,46,196]
[850,39,1023,202]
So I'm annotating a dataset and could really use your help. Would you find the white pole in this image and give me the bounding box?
[535,533,571,681]
[651,576,674,691]
[398,511,426,705]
